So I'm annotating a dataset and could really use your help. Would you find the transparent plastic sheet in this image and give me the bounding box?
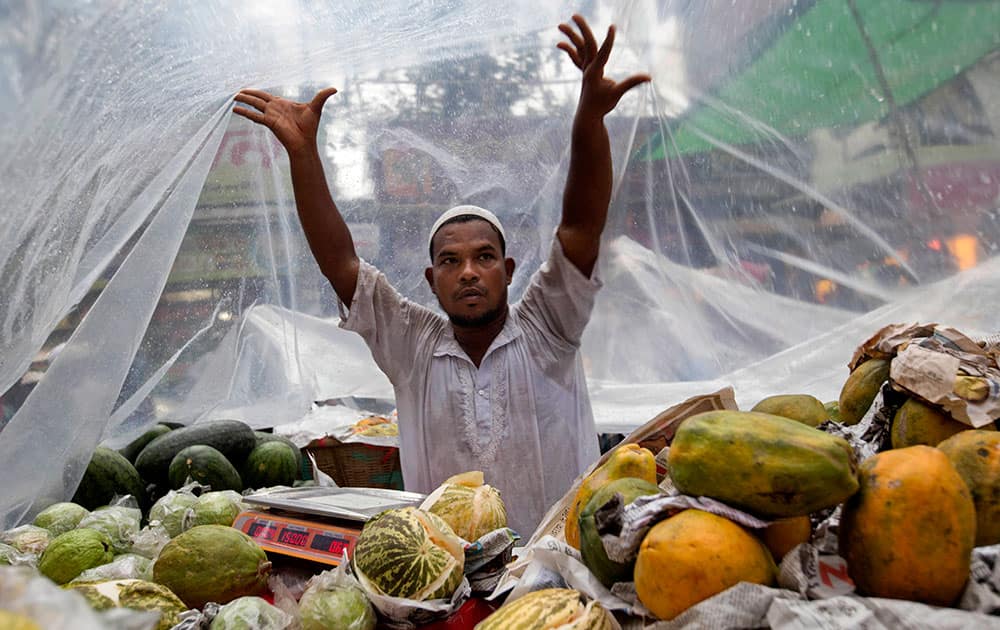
[1,1,999,522]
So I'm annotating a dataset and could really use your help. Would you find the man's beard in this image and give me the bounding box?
[447,302,506,328]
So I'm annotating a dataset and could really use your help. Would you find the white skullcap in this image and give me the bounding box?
[427,205,506,252]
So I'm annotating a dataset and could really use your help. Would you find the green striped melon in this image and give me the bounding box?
[424,471,507,542]
[475,588,614,630]
[352,507,464,601]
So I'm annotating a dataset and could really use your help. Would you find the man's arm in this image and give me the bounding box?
[556,15,650,277]
[233,88,360,306]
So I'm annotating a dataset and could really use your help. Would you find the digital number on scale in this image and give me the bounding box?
[247,521,350,554]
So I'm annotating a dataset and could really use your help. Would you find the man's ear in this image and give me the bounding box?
[505,257,515,285]
[424,267,436,294]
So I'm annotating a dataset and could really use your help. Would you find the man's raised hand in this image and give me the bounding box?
[557,15,650,119]
[233,87,338,156]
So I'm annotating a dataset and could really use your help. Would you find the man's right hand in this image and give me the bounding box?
[233,87,338,156]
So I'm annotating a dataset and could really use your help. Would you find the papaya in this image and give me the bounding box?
[667,411,858,518]
[838,358,890,425]
[938,430,1000,546]
[579,478,661,587]
[634,510,775,621]
[759,516,811,562]
[890,398,990,448]
[839,445,975,606]
[751,394,827,427]
[564,444,655,549]
[824,400,841,423]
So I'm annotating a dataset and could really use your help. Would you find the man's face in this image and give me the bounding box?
[425,219,515,328]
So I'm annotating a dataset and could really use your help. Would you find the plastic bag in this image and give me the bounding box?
[0,525,52,557]
[0,566,158,630]
[148,487,200,538]
[209,596,293,630]
[298,560,377,630]
[71,554,154,583]
[189,490,247,528]
[77,505,142,555]
[130,525,171,560]
[0,541,37,567]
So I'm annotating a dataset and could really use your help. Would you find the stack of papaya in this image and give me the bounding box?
[561,360,1000,623]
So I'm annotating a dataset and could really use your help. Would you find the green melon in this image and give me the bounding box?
[299,586,376,630]
[38,528,114,585]
[190,491,245,528]
[78,505,142,554]
[33,502,90,536]
[210,596,293,630]
[72,446,149,511]
[241,442,299,490]
[149,491,199,538]
[117,580,188,630]
[475,588,614,630]
[352,507,465,601]
[168,445,243,492]
[579,478,661,587]
[153,525,271,609]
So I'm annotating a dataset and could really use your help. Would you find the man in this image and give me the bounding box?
[234,15,649,535]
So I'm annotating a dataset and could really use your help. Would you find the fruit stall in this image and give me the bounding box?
[2,322,999,629]
[4,0,1000,629]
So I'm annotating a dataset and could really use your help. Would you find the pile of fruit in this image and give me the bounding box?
[1,419,516,629]
[480,344,998,627]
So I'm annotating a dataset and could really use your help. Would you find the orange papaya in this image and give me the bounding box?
[839,445,975,606]
[938,430,1000,546]
[634,509,774,621]
[890,397,991,448]
[759,516,812,562]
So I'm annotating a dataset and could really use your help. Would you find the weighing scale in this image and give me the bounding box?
[234,486,425,565]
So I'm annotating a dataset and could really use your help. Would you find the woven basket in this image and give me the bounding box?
[307,441,404,490]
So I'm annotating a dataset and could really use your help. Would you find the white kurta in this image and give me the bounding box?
[339,237,602,536]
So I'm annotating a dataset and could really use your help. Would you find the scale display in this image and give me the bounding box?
[235,511,360,565]
[234,487,426,565]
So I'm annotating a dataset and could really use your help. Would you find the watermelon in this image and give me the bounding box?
[119,424,172,463]
[242,442,298,490]
[475,588,614,629]
[578,478,661,587]
[135,420,256,485]
[32,502,90,536]
[168,445,243,492]
[38,528,114,585]
[153,525,271,609]
[253,431,303,476]
[352,507,464,601]
[424,471,507,542]
[72,446,149,511]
